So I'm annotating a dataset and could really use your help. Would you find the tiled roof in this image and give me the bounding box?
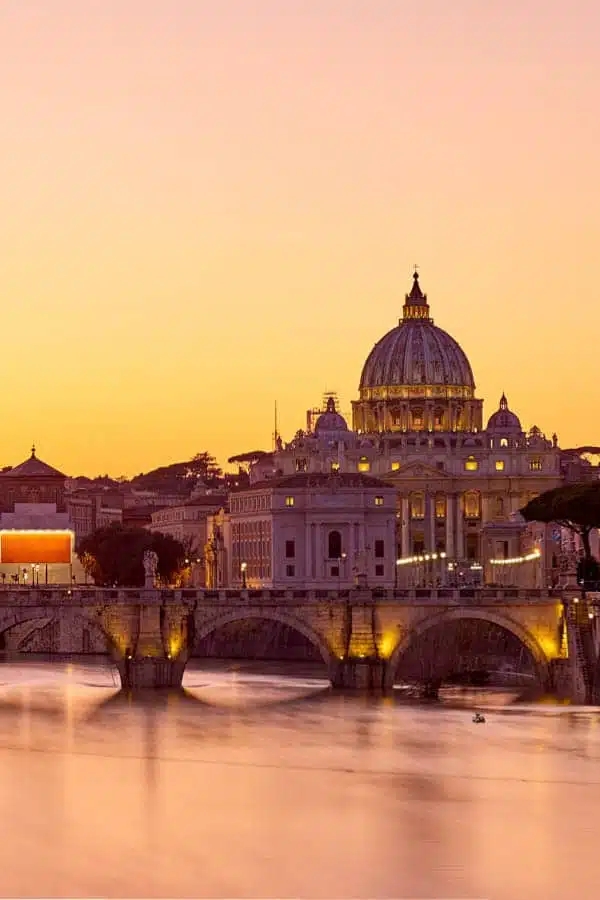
[2,448,66,480]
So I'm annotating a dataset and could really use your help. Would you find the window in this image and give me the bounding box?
[435,494,446,518]
[330,461,340,472]
[286,565,295,577]
[530,458,543,471]
[375,564,384,577]
[465,455,478,471]
[411,409,423,429]
[374,539,385,558]
[494,496,504,517]
[392,412,402,426]
[410,492,425,519]
[500,438,509,448]
[330,566,339,577]
[391,461,401,471]
[495,460,505,471]
[358,456,370,472]
[465,535,479,560]
[285,540,295,558]
[285,496,295,507]
[436,461,445,471]
[328,530,342,559]
[434,408,444,430]
[464,491,481,518]
[374,495,384,506]
[295,458,307,472]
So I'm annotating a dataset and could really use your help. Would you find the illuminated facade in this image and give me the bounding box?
[228,473,397,589]
[242,271,563,581]
[0,448,78,584]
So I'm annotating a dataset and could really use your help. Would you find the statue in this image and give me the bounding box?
[143,550,159,588]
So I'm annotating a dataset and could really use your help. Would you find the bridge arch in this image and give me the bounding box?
[190,608,336,672]
[0,607,122,662]
[385,608,552,691]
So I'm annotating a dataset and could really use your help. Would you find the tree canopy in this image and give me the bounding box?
[77,523,186,587]
[130,452,223,495]
[520,482,600,560]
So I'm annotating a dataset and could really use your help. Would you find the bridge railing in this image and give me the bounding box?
[0,585,564,607]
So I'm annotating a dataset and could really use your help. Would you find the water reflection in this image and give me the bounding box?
[0,656,599,898]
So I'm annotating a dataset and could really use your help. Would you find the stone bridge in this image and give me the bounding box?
[0,585,591,699]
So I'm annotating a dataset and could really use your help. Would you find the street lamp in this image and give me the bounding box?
[241,561,247,589]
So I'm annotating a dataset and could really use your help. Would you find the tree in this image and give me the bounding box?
[77,523,186,587]
[520,483,600,580]
[129,452,223,495]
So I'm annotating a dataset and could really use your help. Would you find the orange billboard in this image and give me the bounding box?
[0,532,72,564]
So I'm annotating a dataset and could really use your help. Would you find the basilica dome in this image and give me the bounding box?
[358,271,475,394]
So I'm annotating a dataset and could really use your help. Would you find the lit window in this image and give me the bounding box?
[391,461,400,471]
[295,458,307,472]
[412,409,423,429]
[285,496,295,507]
[464,490,481,518]
[374,495,384,506]
[358,456,370,473]
[495,460,505,471]
[530,458,542,471]
[410,492,424,519]
[500,438,509,448]
[465,455,478,471]
[330,461,340,473]
[435,494,446,518]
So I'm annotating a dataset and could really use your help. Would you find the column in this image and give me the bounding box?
[455,493,464,559]
[445,494,455,558]
[401,497,410,557]
[425,494,435,552]
[317,523,325,579]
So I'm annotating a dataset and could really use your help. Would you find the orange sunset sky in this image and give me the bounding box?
[2,1,599,477]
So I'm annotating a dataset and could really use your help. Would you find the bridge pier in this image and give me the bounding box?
[119,656,186,690]
[331,658,387,692]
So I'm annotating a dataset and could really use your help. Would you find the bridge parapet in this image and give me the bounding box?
[0,586,563,607]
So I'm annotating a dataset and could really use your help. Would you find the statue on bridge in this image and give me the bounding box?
[143,550,159,589]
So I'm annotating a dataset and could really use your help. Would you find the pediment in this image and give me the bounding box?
[387,461,450,481]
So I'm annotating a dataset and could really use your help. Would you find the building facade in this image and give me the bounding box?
[228,472,397,589]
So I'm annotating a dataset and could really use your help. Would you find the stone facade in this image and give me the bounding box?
[227,472,398,589]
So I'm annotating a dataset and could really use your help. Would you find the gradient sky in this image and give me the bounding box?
[2,0,599,477]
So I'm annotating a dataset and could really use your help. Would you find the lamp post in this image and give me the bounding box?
[241,560,247,589]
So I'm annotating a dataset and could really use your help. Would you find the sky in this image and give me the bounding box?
[1,0,599,477]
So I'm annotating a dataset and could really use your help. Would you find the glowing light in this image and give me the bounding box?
[490,549,542,566]
[378,631,397,659]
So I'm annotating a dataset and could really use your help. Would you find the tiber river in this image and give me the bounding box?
[0,655,599,900]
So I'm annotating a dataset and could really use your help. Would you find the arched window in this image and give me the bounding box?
[410,492,425,519]
[500,438,509,448]
[434,408,445,430]
[328,530,342,559]
[435,494,446,518]
[464,491,481,519]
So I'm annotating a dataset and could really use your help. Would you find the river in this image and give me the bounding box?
[0,655,599,899]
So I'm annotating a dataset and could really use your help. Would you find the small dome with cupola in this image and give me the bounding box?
[314,396,348,435]
[486,394,522,433]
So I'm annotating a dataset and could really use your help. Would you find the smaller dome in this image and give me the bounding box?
[486,393,522,433]
[314,397,348,435]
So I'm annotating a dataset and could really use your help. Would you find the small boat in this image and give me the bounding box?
[472,713,486,724]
